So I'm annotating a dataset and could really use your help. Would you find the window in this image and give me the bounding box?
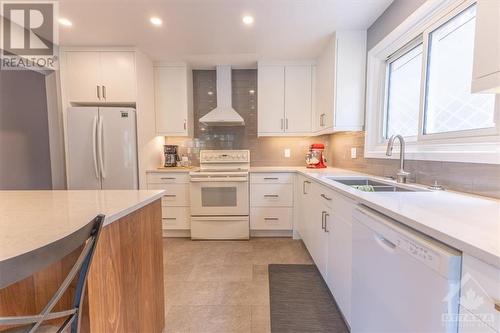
[424,4,496,134]
[365,0,500,164]
[385,42,423,138]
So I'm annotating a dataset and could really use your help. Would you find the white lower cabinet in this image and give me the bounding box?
[250,207,292,230]
[459,255,500,332]
[459,306,498,333]
[162,207,190,230]
[250,173,294,235]
[147,171,190,236]
[297,178,355,326]
[326,212,352,324]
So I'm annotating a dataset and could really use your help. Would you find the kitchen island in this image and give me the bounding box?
[0,190,165,332]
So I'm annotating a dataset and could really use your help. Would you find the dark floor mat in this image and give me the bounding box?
[269,264,349,333]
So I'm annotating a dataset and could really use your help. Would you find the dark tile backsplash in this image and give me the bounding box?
[165,69,500,199]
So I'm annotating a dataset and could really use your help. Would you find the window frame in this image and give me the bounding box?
[383,36,423,141]
[365,0,500,164]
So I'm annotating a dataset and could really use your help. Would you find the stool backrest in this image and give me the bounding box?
[0,214,105,333]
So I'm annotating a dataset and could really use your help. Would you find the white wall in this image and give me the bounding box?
[135,50,164,189]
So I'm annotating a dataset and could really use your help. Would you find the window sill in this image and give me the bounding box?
[365,141,500,164]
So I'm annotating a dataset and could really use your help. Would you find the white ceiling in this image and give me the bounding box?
[59,0,393,67]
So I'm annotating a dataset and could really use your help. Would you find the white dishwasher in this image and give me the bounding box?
[352,206,462,333]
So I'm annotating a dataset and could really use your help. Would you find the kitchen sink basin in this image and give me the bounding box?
[325,177,427,192]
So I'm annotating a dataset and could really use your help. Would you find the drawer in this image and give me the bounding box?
[461,255,500,332]
[250,207,293,230]
[250,184,293,207]
[162,207,190,230]
[459,306,498,333]
[147,172,189,184]
[148,183,190,206]
[316,184,357,220]
[250,173,293,184]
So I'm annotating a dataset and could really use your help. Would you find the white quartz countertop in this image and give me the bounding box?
[145,164,500,267]
[0,190,165,264]
[251,166,500,268]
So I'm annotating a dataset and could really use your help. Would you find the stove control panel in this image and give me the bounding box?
[200,150,250,163]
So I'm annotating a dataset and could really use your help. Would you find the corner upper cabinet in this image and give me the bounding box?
[258,62,313,136]
[314,31,366,134]
[471,0,500,93]
[154,64,193,136]
[63,51,136,104]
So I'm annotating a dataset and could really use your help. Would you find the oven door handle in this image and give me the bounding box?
[190,177,248,182]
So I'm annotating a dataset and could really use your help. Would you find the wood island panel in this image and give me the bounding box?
[0,199,165,333]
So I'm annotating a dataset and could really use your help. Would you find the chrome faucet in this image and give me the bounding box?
[386,134,410,183]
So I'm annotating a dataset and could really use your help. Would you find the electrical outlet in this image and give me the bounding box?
[284,148,291,158]
[351,147,357,159]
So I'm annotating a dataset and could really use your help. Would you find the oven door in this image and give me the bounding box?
[190,175,249,216]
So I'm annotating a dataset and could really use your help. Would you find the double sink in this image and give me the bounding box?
[325,177,427,192]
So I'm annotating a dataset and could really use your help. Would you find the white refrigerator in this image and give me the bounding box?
[67,107,138,190]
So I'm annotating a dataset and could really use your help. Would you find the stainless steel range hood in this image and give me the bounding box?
[199,65,245,126]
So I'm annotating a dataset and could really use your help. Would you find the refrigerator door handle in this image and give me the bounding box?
[97,115,106,179]
[92,115,99,179]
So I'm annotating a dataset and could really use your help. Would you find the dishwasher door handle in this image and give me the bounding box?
[375,234,396,251]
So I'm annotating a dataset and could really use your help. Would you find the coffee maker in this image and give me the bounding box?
[305,143,327,168]
[164,145,180,167]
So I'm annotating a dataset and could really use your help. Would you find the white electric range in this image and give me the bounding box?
[189,150,250,240]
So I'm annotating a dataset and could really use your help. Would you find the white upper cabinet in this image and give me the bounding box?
[258,62,313,136]
[64,51,136,104]
[154,64,193,136]
[100,52,136,103]
[471,0,500,93]
[257,65,286,134]
[284,66,312,133]
[65,52,101,103]
[314,31,366,134]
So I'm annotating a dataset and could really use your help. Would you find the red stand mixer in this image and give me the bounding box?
[306,143,327,168]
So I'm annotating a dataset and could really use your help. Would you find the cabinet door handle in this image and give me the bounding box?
[303,180,311,194]
[285,118,289,130]
[264,194,279,198]
[161,177,176,180]
[321,193,332,201]
[264,217,279,221]
[96,85,101,100]
[281,119,284,130]
[164,194,177,198]
[102,85,106,100]
[324,213,330,233]
[264,177,279,180]
[321,211,326,230]
[183,119,187,130]
[165,217,177,221]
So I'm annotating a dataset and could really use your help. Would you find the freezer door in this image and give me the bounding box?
[67,107,101,189]
[98,107,138,189]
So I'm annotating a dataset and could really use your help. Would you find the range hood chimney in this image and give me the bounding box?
[199,65,245,126]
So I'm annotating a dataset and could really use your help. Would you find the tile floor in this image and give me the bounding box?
[163,237,313,333]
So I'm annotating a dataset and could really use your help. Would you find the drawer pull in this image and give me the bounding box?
[264,217,279,221]
[165,218,177,221]
[264,177,279,180]
[321,194,332,201]
[495,301,500,312]
[161,177,176,180]
[264,194,279,198]
[164,194,177,197]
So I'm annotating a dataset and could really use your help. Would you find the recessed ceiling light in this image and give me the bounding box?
[58,18,72,27]
[242,15,254,26]
[150,17,163,26]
